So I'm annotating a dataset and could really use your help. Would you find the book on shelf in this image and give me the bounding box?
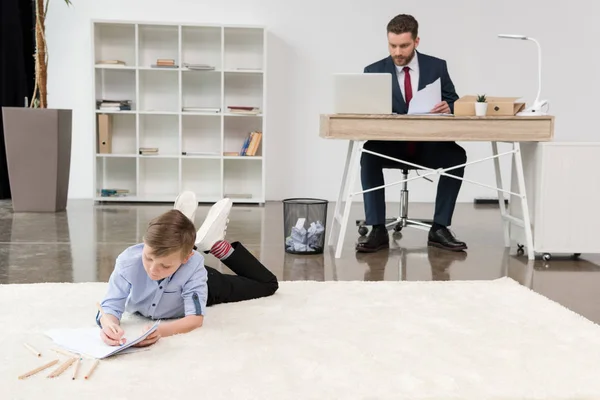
[182,107,220,113]
[183,63,216,71]
[139,147,159,155]
[100,189,129,197]
[97,99,132,111]
[182,151,220,156]
[96,60,126,66]
[239,131,262,156]
[227,106,261,115]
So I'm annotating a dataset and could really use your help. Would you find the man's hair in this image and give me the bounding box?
[143,210,196,258]
[387,14,419,40]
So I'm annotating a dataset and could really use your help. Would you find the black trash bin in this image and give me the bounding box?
[282,198,328,254]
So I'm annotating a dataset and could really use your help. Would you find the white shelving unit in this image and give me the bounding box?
[92,21,266,203]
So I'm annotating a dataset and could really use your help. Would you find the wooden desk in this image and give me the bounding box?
[320,114,555,260]
[320,114,554,142]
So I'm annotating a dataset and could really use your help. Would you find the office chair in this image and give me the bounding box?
[356,168,433,236]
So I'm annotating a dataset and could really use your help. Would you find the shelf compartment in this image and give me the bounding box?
[224,72,263,113]
[182,70,222,111]
[95,113,136,155]
[138,157,179,198]
[182,114,221,156]
[94,23,136,67]
[182,26,222,71]
[223,158,263,201]
[96,156,137,198]
[182,158,222,200]
[224,27,264,71]
[224,115,263,156]
[139,69,179,113]
[139,114,179,156]
[95,69,136,111]
[138,24,179,67]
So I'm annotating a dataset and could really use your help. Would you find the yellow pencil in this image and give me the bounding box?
[47,357,76,378]
[23,343,41,357]
[84,359,99,380]
[72,357,82,380]
[18,359,59,379]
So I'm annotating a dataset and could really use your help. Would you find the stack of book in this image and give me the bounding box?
[183,63,215,71]
[151,59,178,68]
[139,147,158,155]
[227,106,260,115]
[97,100,132,112]
[239,131,262,156]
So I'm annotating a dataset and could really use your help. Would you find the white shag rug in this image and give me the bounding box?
[2,278,600,399]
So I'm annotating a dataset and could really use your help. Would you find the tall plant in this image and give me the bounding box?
[31,0,72,108]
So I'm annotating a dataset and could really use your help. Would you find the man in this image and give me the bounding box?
[356,14,467,253]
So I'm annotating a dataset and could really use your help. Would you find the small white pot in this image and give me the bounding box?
[475,102,488,116]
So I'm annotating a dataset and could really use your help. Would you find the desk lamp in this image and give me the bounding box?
[498,34,548,116]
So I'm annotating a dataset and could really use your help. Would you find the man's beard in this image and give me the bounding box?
[394,49,415,66]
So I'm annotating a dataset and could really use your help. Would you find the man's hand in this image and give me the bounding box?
[133,324,161,348]
[430,101,450,114]
[100,321,126,346]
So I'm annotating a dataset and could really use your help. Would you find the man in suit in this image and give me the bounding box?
[356,14,467,253]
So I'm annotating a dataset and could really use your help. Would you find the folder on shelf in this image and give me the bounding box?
[98,114,112,154]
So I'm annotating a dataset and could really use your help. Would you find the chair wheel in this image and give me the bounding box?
[542,253,551,261]
[393,224,403,232]
[358,226,369,236]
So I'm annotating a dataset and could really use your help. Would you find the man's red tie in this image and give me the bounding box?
[403,66,416,156]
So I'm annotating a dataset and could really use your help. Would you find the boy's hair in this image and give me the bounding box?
[143,210,196,258]
[387,14,419,40]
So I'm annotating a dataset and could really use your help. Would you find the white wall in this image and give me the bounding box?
[46,0,599,203]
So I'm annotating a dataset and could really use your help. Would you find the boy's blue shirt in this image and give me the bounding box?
[96,243,208,325]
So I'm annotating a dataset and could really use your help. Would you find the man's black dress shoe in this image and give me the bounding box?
[356,226,389,253]
[428,226,467,252]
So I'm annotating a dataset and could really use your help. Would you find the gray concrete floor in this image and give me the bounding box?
[1,199,599,324]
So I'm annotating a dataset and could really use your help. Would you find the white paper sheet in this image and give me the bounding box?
[45,320,160,359]
[408,78,442,114]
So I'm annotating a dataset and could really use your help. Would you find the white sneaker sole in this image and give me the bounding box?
[195,198,233,251]
[174,191,198,222]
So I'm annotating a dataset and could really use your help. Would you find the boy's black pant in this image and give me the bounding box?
[205,242,278,306]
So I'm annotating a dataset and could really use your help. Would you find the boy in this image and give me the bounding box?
[96,191,279,347]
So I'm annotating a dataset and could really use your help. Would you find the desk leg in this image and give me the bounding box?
[492,142,510,247]
[328,140,355,247]
[335,141,363,259]
[513,142,535,260]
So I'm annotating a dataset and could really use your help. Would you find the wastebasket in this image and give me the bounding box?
[282,198,328,254]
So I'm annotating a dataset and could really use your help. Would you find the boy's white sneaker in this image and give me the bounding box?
[195,198,232,252]
[174,191,198,222]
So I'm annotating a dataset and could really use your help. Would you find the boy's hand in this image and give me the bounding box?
[100,322,126,346]
[133,324,161,348]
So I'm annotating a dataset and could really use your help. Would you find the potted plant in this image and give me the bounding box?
[1,0,73,212]
[475,94,488,117]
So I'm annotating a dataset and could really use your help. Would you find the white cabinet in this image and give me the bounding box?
[509,142,600,258]
[92,21,267,203]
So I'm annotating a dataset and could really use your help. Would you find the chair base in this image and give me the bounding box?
[356,217,433,236]
[356,168,433,237]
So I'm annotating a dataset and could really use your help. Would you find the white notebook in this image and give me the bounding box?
[45,321,160,359]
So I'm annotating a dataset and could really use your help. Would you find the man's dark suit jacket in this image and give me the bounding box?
[364,51,459,114]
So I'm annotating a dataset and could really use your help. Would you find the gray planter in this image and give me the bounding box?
[2,107,72,212]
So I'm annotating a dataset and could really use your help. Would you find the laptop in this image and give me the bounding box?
[333,73,392,114]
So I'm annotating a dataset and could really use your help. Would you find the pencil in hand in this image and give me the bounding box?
[96,302,124,345]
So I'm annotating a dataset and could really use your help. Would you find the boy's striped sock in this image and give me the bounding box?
[211,240,233,260]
